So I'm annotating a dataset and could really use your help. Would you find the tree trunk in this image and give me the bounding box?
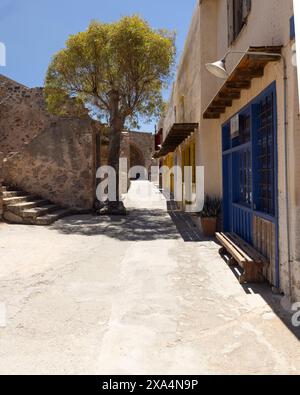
[103,90,126,214]
[108,117,124,201]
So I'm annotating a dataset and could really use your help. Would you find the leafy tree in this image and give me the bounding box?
[45,15,175,213]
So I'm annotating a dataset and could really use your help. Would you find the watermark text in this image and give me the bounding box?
[0,42,6,67]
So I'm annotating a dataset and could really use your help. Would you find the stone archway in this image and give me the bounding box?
[120,130,155,180]
[127,131,155,174]
[129,142,145,169]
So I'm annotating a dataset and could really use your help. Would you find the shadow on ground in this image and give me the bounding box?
[51,210,183,241]
[52,204,300,341]
[167,205,210,242]
[51,204,208,242]
[243,282,300,341]
[217,249,300,341]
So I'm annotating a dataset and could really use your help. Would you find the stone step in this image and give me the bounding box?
[1,185,21,192]
[2,190,26,198]
[6,199,49,215]
[22,204,60,219]
[3,210,25,224]
[35,208,73,225]
[2,184,74,226]
[3,195,39,206]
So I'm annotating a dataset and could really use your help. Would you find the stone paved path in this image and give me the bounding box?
[0,181,299,374]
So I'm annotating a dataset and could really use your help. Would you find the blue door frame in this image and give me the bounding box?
[222,82,280,288]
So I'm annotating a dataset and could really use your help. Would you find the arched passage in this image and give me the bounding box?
[129,142,145,169]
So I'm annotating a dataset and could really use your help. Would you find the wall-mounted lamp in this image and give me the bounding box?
[205,50,282,79]
[205,59,228,79]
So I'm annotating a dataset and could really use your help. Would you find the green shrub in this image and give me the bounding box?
[198,195,222,218]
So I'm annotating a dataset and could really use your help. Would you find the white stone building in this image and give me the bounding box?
[156,0,300,301]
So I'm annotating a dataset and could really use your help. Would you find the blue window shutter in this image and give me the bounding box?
[290,15,295,40]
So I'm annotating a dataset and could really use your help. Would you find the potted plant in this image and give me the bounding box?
[198,196,222,237]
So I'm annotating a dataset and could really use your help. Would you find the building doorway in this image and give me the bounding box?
[222,82,279,287]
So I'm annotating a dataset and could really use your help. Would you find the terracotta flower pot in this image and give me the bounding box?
[201,217,217,237]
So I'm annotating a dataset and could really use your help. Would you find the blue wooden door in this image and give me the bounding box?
[221,82,279,286]
[222,108,253,244]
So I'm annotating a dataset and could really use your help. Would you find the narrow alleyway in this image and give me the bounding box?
[0,181,299,374]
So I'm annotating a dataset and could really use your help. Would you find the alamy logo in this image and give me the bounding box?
[292,303,300,328]
[0,303,6,328]
[0,42,6,66]
[96,162,205,213]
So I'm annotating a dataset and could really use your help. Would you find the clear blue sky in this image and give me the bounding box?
[0,0,196,132]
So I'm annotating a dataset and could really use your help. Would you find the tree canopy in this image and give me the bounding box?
[45,15,176,213]
[45,15,176,128]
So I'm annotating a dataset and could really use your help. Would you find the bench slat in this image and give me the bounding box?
[231,233,268,264]
[216,232,266,284]
[220,233,254,263]
[216,233,249,264]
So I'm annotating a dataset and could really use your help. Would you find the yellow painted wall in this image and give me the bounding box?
[163,153,174,194]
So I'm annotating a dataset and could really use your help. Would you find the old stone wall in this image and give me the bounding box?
[120,131,154,174]
[4,118,94,209]
[0,73,155,210]
[0,74,99,210]
[128,131,154,171]
[0,75,52,156]
[3,118,95,210]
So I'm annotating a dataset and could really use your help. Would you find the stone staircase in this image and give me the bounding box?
[1,185,73,225]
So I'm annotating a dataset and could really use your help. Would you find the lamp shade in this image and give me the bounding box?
[205,59,228,79]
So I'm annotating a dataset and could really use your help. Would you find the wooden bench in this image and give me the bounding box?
[216,232,268,284]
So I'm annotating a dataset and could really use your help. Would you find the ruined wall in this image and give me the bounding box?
[4,118,95,210]
[120,131,154,172]
[0,75,52,156]
[128,132,154,171]
[0,73,155,211]
[0,74,97,210]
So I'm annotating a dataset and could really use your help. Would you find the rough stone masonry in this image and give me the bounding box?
[0,74,155,211]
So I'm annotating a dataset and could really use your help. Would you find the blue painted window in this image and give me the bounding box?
[222,82,277,244]
[238,148,252,206]
[290,15,295,41]
[222,86,276,217]
[222,123,231,151]
[254,91,275,216]
[232,112,251,147]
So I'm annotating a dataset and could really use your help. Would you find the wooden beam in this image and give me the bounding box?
[172,123,198,131]
[226,81,251,89]
[212,99,233,107]
[202,47,282,121]
[165,136,187,142]
[203,112,221,119]
[219,91,241,100]
[209,106,226,113]
[235,69,264,80]
[246,54,281,62]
